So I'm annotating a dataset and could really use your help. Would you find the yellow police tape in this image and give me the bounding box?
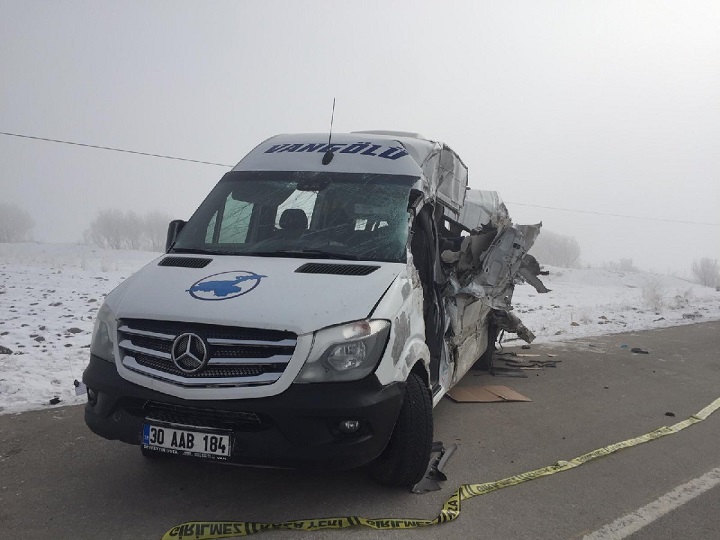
[162,396,720,539]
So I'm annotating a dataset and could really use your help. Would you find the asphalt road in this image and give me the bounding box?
[1,321,719,540]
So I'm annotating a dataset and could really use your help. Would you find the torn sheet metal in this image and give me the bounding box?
[493,310,536,343]
[438,189,547,346]
[407,140,468,216]
[517,266,551,294]
[351,132,469,216]
[442,223,543,311]
[411,442,457,494]
[456,189,511,234]
[517,254,551,293]
[459,223,542,308]
[379,182,547,402]
[445,295,492,385]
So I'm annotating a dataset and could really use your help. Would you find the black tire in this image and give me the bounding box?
[368,372,433,487]
[472,323,498,371]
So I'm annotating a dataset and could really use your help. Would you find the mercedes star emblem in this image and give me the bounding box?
[170,333,209,374]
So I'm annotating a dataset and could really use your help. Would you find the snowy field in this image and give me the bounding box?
[1,243,719,415]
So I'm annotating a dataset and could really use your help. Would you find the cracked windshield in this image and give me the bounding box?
[171,171,416,262]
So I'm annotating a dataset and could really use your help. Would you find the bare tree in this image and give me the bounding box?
[143,211,173,251]
[691,258,719,288]
[0,203,34,242]
[85,209,172,251]
[85,209,128,249]
[529,229,581,268]
[123,210,144,250]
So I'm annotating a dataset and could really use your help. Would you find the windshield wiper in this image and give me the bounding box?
[244,249,359,261]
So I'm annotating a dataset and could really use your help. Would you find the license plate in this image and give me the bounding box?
[142,423,232,460]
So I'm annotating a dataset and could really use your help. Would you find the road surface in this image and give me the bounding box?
[1,321,719,539]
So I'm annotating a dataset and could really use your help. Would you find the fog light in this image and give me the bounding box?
[87,388,97,406]
[338,420,361,434]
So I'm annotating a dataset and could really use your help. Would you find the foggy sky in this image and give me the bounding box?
[1,1,718,274]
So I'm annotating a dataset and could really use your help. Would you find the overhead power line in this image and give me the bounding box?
[504,202,719,227]
[2,130,718,226]
[0,131,234,167]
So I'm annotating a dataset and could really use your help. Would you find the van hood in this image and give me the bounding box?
[107,255,402,335]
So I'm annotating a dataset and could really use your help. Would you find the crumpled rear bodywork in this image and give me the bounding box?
[390,176,548,396]
[438,190,546,385]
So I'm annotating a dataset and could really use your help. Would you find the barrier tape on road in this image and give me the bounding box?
[161,396,720,540]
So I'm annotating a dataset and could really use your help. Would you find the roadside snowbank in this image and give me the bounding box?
[513,265,719,344]
[1,243,718,414]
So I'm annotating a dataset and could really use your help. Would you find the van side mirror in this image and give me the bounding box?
[165,220,186,252]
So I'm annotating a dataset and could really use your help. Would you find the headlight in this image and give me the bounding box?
[90,302,116,363]
[295,319,390,383]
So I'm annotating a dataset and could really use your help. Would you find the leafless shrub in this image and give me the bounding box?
[641,277,665,311]
[0,203,34,243]
[606,258,638,272]
[530,230,581,268]
[84,209,131,249]
[85,209,171,251]
[672,287,694,309]
[691,258,719,288]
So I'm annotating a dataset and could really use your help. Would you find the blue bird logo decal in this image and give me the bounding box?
[187,271,266,301]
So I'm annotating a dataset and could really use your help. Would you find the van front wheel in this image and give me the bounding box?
[368,373,432,487]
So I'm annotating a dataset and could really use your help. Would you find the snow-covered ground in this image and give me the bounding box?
[0,243,157,414]
[1,243,718,415]
[511,265,719,344]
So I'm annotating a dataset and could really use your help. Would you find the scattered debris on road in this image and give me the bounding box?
[446,385,531,403]
[412,442,457,494]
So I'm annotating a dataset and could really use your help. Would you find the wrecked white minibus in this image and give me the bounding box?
[83,131,542,486]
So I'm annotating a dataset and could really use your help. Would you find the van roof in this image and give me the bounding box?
[233,132,469,214]
[232,132,436,176]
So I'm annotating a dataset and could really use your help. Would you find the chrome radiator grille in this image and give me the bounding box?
[118,319,297,388]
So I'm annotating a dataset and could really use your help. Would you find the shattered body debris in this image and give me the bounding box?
[412,442,457,494]
[433,186,549,387]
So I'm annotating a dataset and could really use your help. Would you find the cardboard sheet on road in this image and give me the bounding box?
[446,385,531,403]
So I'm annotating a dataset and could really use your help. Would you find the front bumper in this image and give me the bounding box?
[82,355,405,470]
